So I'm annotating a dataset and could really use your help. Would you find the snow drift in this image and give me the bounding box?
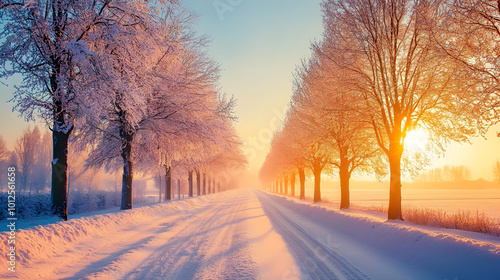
[0,194,222,273]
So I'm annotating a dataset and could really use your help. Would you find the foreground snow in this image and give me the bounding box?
[259,192,500,280]
[1,189,499,279]
[1,190,297,279]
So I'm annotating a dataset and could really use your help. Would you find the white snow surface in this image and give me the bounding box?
[1,189,499,280]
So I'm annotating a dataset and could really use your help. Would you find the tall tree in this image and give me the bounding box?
[0,0,141,220]
[80,2,244,208]
[79,1,192,208]
[31,130,52,193]
[493,161,500,184]
[15,126,41,193]
[292,51,385,209]
[321,0,477,219]
[0,136,10,192]
[0,136,9,161]
[290,77,332,203]
[440,0,500,127]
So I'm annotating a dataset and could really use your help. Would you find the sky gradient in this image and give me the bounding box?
[1,0,499,181]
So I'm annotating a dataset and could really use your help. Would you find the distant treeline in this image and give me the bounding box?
[417,165,472,183]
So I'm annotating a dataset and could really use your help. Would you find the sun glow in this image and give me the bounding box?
[404,129,429,153]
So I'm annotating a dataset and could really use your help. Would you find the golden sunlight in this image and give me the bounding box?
[404,129,429,153]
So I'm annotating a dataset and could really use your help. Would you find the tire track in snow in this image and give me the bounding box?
[256,191,370,280]
[120,192,260,280]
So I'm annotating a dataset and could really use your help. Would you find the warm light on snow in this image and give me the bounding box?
[1,190,499,280]
[2,0,500,279]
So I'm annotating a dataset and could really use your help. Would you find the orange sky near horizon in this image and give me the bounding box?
[1,0,500,182]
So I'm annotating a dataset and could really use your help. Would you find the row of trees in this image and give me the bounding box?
[417,165,471,183]
[492,161,500,184]
[260,0,499,220]
[0,129,51,194]
[1,0,246,220]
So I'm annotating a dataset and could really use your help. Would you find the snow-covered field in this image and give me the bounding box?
[317,187,500,220]
[1,189,499,279]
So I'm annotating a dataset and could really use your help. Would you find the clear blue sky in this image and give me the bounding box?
[1,0,499,180]
[180,0,324,172]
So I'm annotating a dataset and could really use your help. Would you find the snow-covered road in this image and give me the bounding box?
[256,192,369,280]
[2,189,499,279]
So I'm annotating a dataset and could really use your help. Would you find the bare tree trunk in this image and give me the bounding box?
[188,170,193,197]
[120,130,134,210]
[177,178,180,200]
[290,173,295,197]
[121,159,133,210]
[339,158,350,209]
[158,174,162,203]
[50,7,72,221]
[284,176,288,195]
[202,172,206,195]
[388,140,404,220]
[51,124,72,220]
[313,163,322,202]
[196,170,201,196]
[298,167,305,200]
[171,177,174,199]
[165,166,171,201]
[208,176,211,194]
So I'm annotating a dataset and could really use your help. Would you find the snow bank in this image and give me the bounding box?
[0,193,223,272]
[263,192,500,280]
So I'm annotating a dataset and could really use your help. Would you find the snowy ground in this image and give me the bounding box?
[1,189,499,279]
[318,187,500,220]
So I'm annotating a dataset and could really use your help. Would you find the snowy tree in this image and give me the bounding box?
[14,126,51,194]
[260,114,310,199]
[167,106,246,198]
[320,0,477,219]
[0,0,150,220]
[31,130,52,193]
[148,58,238,201]
[15,126,42,193]
[0,136,11,192]
[0,136,9,161]
[261,105,331,202]
[439,0,500,127]
[442,165,471,182]
[71,1,185,208]
[493,161,500,184]
[204,129,247,192]
[280,117,309,200]
[288,82,333,202]
[291,49,386,209]
[78,1,244,208]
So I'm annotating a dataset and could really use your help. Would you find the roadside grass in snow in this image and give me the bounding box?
[302,196,500,237]
[402,206,500,237]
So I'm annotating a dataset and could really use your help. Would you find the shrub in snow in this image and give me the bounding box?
[0,189,155,221]
[344,200,500,237]
[0,193,52,220]
[68,190,121,215]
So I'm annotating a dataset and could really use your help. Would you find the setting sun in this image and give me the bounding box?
[404,129,429,153]
[1,0,499,279]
